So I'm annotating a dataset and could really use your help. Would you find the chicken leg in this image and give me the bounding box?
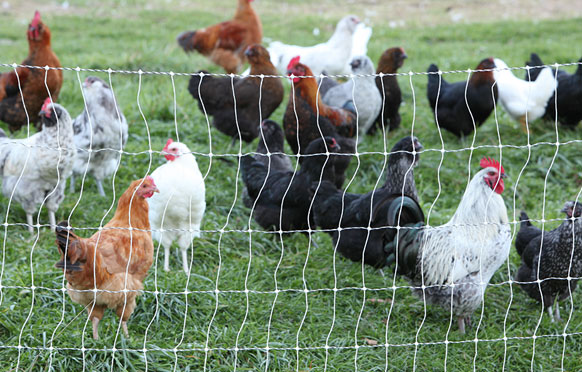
[92,317,100,340]
[49,210,56,232]
[96,179,105,197]
[164,245,171,272]
[181,248,189,274]
[26,213,33,234]
[458,316,466,335]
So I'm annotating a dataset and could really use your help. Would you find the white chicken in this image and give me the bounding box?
[267,15,361,76]
[148,139,206,273]
[344,22,373,74]
[0,98,75,232]
[385,157,511,334]
[493,58,557,131]
[70,76,128,196]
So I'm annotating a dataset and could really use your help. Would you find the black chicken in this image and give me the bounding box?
[241,136,340,232]
[187,44,283,142]
[427,58,498,137]
[311,136,424,267]
[254,119,292,172]
[516,202,582,322]
[373,47,407,133]
[525,53,582,127]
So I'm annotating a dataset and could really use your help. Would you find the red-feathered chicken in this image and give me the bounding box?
[177,0,262,73]
[55,177,158,340]
[0,11,63,132]
[283,56,357,188]
[385,157,511,334]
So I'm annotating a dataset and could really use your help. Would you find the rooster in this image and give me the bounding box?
[284,57,356,188]
[177,0,262,73]
[0,98,75,233]
[427,58,498,137]
[148,139,206,273]
[373,47,407,133]
[385,157,511,334]
[70,76,128,196]
[322,55,382,140]
[493,58,557,132]
[0,11,63,132]
[188,44,283,143]
[516,202,582,322]
[311,136,424,267]
[241,136,340,232]
[525,53,582,127]
[267,15,361,76]
[55,177,158,340]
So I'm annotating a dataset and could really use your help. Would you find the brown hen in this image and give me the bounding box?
[55,177,158,340]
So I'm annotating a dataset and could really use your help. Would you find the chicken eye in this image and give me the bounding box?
[488,171,495,177]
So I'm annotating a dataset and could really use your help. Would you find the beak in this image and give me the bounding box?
[244,47,254,57]
[402,53,408,59]
[154,187,160,193]
[500,172,508,179]
[562,201,575,214]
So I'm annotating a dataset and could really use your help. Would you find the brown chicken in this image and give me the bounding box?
[54,177,158,340]
[283,57,357,188]
[0,11,63,132]
[177,0,262,73]
[373,47,407,133]
[188,44,283,142]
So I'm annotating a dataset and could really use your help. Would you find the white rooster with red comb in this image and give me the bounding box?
[147,139,206,273]
[384,157,511,334]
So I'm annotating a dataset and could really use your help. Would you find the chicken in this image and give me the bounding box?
[54,177,158,340]
[427,58,498,137]
[515,202,582,322]
[241,136,340,232]
[311,136,424,267]
[188,44,283,143]
[0,11,63,132]
[373,47,407,133]
[176,0,262,73]
[0,98,74,233]
[284,57,356,188]
[148,139,206,273]
[384,157,511,334]
[242,119,291,209]
[493,58,557,131]
[322,55,382,140]
[268,15,361,76]
[254,119,292,172]
[70,76,128,197]
[525,53,582,127]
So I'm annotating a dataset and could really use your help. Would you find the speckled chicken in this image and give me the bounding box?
[70,76,128,197]
[516,202,582,322]
[0,98,75,232]
[385,157,511,334]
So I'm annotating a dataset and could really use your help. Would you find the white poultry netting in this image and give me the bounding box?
[0,60,581,372]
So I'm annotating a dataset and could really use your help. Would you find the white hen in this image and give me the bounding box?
[71,76,128,196]
[268,15,361,76]
[493,58,557,130]
[0,98,75,232]
[148,139,206,273]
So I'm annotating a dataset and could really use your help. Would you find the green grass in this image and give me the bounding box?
[1,1,582,371]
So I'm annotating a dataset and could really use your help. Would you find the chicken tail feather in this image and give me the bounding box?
[383,196,424,277]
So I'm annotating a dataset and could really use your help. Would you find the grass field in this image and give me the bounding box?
[1,0,582,371]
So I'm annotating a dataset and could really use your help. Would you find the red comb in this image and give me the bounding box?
[146,176,155,185]
[287,56,300,71]
[31,11,41,27]
[480,157,505,174]
[164,138,173,149]
[41,97,52,112]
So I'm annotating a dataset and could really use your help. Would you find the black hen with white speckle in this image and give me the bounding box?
[516,202,582,322]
